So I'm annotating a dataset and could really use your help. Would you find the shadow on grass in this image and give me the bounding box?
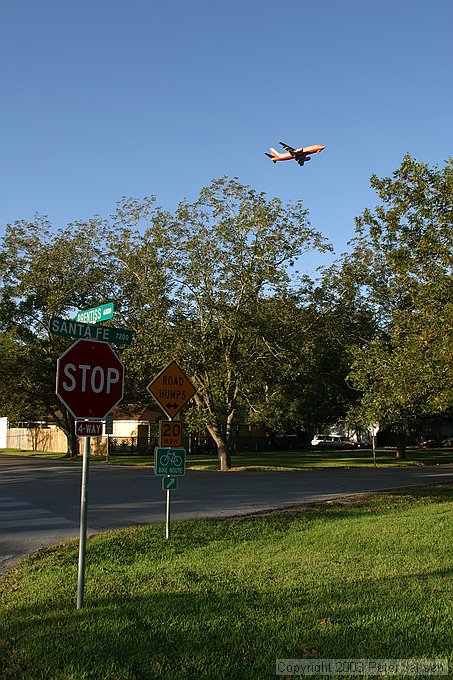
[2,485,452,678]
[1,565,452,680]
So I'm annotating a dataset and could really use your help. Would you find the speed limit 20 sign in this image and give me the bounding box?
[159,420,183,447]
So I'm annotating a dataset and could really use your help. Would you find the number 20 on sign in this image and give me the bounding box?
[160,420,182,447]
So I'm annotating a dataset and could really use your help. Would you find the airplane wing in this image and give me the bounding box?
[296,156,310,166]
[279,141,296,155]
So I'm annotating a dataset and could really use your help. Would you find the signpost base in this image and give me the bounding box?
[77,436,90,609]
[165,488,171,541]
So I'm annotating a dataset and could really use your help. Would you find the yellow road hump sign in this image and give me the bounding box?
[147,361,196,419]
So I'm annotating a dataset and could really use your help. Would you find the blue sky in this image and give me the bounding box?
[1,0,452,275]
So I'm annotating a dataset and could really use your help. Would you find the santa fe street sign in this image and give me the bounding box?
[50,316,132,345]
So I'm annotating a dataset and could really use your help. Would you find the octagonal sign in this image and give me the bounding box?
[56,339,124,420]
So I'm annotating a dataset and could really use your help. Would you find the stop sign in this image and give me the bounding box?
[56,339,124,420]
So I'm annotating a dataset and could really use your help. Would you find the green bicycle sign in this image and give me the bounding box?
[154,447,186,476]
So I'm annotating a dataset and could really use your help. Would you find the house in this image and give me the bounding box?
[2,405,164,455]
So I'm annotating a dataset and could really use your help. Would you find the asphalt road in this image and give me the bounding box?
[1,454,453,574]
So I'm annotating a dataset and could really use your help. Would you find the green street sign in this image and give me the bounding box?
[49,316,133,345]
[76,303,114,324]
[162,476,178,491]
[154,447,186,476]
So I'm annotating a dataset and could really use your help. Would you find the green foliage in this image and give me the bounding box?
[0,217,111,450]
[237,287,371,434]
[343,156,453,441]
[1,160,450,465]
[105,178,331,468]
[102,197,175,406]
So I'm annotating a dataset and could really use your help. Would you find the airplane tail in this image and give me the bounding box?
[265,148,280,163]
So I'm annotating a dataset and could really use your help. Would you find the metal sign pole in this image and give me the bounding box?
[165,485,171,541]
[154,404,187,542]
[77,435,90,609]
[164,412,175,541]
[370,424,379,468]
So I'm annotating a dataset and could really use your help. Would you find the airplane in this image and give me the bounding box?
[265,141,325,166]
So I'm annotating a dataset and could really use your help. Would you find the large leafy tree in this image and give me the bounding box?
[107,178,330,470]
[344,155,453,458]
[239,283,373,438]
[0,217,110,455]
[291,274,375,434]
[102,196,175,407]
[171,178,331,469]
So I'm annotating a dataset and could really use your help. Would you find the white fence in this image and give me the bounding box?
[6,426,69,452]
[0,417,7,449]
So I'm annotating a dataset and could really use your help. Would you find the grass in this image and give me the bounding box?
[183,447,453,470]
[1,485,452,679]
[0,448,67,460]
[2,447,453,470]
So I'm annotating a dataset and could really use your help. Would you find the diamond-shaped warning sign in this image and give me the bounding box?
[147,361,196,419]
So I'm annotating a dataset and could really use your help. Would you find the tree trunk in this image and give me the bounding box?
[395,430,407,460]
[58,408,78,457]
[65,427,79,457]
[207,424,231,471]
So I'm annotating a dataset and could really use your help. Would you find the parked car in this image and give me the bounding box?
[418,437,444,448]
[311,434,356,449]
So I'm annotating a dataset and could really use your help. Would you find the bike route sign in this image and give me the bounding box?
[154,447,186,476]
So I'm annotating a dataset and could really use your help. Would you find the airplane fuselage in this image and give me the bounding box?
[269,144,325,161]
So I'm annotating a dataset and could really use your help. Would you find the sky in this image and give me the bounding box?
[1,0,452,276]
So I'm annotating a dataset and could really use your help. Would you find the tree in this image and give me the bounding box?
[343,155,453,458]
[0,217,110,455]
[291,274,375,435]
[238,283,374,438]
[102,196,176,409]
[107,178,330,470]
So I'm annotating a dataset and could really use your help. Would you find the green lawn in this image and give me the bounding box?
[0,448,68,460]
[1,485,452,679]
[2,447,453,470]
[183,447,453,470]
